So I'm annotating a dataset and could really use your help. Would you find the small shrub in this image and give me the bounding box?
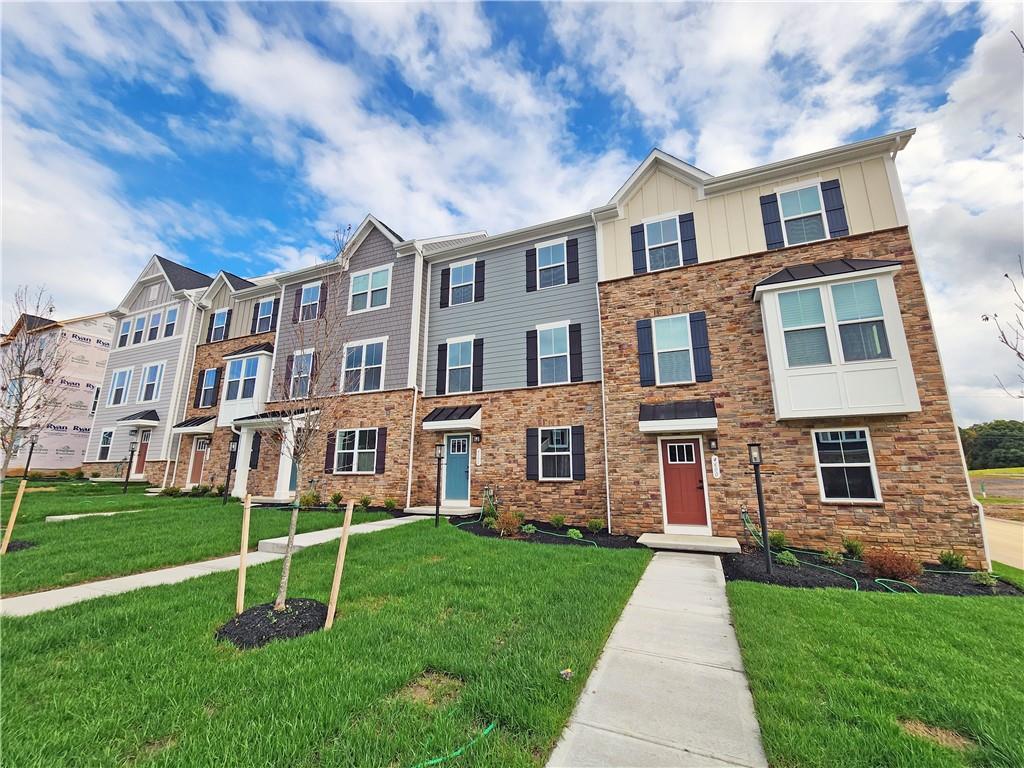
[842,537,864,559]
[330,491,344,507]
[775,550,800,567]
[521,523,537,534]
[299,490,321,508]
[820,549,844,566]
[359,494,372,509]
[938,550,967,570]
[28,472,43,480]
[969,570,997,587]
[482,517,496,530]
[160,486,182,497]
[495,508,521,536]
[190,484,211,497]
[550,514,566,529]
[384,497,398,511]
[74,469,86,479]
[587,518,604,534]
[90,472,100,478]
[864,548,921,581]
[215,484,227,496]
[567,528,583,540]
[768,531,787,550]
[58,470,70,478]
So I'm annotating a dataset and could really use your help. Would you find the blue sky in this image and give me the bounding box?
[2,2,1021,424]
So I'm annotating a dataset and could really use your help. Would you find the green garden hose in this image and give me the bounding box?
[536,529,599,547]
[741,512,860,590]
[874,578,920,594]
[410,721,496,768]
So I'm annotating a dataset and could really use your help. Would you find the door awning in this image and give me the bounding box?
[171,415,216,434]
[422,404,481,432]
[117,409,160,426]
[638,400,718,433]
[233,407,316,429]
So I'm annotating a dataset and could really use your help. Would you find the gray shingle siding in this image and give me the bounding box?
[424,225,600,396]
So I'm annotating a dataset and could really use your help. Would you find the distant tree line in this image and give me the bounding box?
[959,420,1024,469]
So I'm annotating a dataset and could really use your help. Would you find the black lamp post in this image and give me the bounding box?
[124,440,138,494]
[23,434,38,477]
[223,438,238,505]
[748,442,771,575]
[433,443,444,528]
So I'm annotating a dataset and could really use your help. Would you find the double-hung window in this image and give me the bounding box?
[779,287,831,367]
[138,363,164,402]
[813,429,880,502]
[831,280,890,362]
[537,240,566,289]
[163,307,177,337]
[449,261,475,305]
[299,283,321,321]
[446,338,473,394]
[210,309,228,342]
[226,357,259,400]
[198,368,218,407]
[539,427,572,480]
[652,314,694,384]
[349,266,391,313]
[343,339,385,393]
[254,299,275,333]
[108,369,132,406]
[538,323,569,385]
[5,379,21,406]
[778,185,827,245]
[147,312,161,342]
[334,428,377,473]
[117,320,130,348]
[132,316,145,344]
[290,350,313,398]
[644,217,681,271]
[90,386,100,415]
[98,430,113,460]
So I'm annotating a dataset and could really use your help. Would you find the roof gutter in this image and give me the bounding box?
[424,211,593,262]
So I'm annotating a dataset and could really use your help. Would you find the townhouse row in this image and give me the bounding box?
[82,129,989,566]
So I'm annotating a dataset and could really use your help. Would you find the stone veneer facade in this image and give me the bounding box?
[599,226,986,566]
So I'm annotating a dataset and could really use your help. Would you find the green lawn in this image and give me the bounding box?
[993,561,1024,590]
[728,582,1024,768]
[1,522,650,767]
[1,483,384,595]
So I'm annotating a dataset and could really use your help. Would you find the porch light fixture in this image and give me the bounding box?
[747,442,770,575]
[224,438,239,505]
[124,441,139,495]
[433,443,444,528]
[707,437,718,452]
[434,443,445,460]
[747,443,762,466]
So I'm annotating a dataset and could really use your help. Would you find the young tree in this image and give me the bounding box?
[0,286,70,482]
[982,254,1024,399]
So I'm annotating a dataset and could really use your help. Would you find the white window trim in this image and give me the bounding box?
[225,356,260,402]
[254,299,275,333]
[778,286,833,370]
[448,258,477,306]
[445,335,475,394]
[147,311,162,341]
[811,427,883,505]
[641,211,683,272]
[289,348,314,399]
[333,427,378,475]
[298,281,322,323]
[97,430,114,461]
[538,425,573,482]
[137,361,166,403]
[828,280,893,365]
[107,367,133,406]
[652,313,696,386]
[341,336,389,393]
[210,309,229,342]
[535,237,568,291]
[774,180,832,248]
[117,320,131,348]
[163,306,178,337]
[197,368,218,408]
[536,321,570,387]
[347,264,393,315]
[131,316,146,344]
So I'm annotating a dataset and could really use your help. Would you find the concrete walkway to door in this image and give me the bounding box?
[548,551,767,767]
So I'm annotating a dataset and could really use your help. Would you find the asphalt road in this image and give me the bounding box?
[985,517,1024,570]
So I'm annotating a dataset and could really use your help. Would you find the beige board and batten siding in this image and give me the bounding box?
[599,155,902,281]
[203,281,279,340]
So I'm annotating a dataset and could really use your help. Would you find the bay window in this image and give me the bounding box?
[831,280,891,362]
[226,357,259,400]
[779,287,831,367]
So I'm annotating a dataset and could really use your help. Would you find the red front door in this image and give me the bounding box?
[661,439,707,526]
[189,438,209,485]
[135,430,151,475]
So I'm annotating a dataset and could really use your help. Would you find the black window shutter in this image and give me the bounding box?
[690,311,713,382]
[223,309,232,340]
[439,268,451,308]
[678,213,698,266]
[526,330,538,387]
[270,297,280,330]
[759,194,785,250]
[291,287,302,322]
[284,354,294,397]
[525,248,537,292]
[324,430,336,473]
[249,433,262,470]
[205,315,214,343]
[571,425,585,480]
[435,343,447,395]
[472,338,483,392]
[228,434,239,469]
[525,428,539,480]
[193,370,204,408]
[375,427,387,475]
[474,261,485,302]
[636,320,655,387]
[566,239,580,283]
[212,366,223,405]
[317,280,328,319]
[820,179,849,237]
[569,323,583,382]
[631,224,647,275]
[250,304,259,334]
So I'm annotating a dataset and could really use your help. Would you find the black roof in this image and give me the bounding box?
[376,218,403,243]
[224,342,274,358]
[223,271,256,291]
[754,258,901,295]
[639,400,717,422]
[154,255,213,291]
[117,409,160,422]
[423,405,481,423]
[172,415,215,429]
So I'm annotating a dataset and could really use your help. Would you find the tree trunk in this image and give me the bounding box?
[273,462,302,612]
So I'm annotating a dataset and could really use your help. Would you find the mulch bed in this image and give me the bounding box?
[2,540,37,553]
[215,598,327,649]
[722,546,1022,597]
[450,515,643,550]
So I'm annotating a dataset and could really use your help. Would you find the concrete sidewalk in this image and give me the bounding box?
[986,516,1024,569]
[548,552,767,768]
[1,515,421,618]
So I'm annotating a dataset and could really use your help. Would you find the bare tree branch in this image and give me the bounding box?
[982,254,1024,399]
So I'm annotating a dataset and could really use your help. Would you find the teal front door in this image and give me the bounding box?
[444,434,470,504]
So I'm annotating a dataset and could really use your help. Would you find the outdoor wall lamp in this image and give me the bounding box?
[747,442,762,466]
[434,443,445,459]
[707,437,718,452]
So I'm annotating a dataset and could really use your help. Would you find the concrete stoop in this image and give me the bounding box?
[638,532,741,554]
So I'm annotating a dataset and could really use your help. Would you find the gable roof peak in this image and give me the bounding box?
[153,254,214,291]
[609,148,711,205]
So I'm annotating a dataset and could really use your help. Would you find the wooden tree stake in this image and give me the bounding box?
[325,500,355,630]
[0,479,28,555]
[235,494,253,615]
